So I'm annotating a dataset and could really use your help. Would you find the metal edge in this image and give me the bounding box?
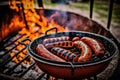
[27,31,119,67]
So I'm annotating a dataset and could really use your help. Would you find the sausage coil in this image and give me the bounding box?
[74,40,92,62]
[72,37,81,42]
[81,37,105,57]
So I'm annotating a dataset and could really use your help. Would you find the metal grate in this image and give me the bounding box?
[0,33,47,80]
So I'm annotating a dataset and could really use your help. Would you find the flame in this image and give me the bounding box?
[9,0,65,63]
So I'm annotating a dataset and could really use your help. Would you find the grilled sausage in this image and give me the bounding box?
[72,37,81,42]
[43,36,70,44]
[51,47,78,62]
[74,40,92,62]
[44,41,74,49]
[36,44,65,62]
[81,37,105,57]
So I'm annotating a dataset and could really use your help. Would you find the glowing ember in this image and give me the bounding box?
[8,0,65,63]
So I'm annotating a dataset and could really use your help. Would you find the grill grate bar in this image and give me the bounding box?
[5,55,30,75]
[0,34,25,58]
[0,45,17,58]
[0,32,18,46]
[0,47,26,67]
[46,74,50,80]
[3,34,24,48]
[36,72,46,80]
[18,62,35,77]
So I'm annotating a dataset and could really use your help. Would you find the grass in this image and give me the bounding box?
[42,0,120,25]
[69,2,89,10]
[112,4,120,23]
[93,1,109,20]
[42,0,89,10]
[93,1,120,24]
[42,0,56,6]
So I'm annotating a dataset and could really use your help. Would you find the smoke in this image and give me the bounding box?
[44,1,88,31]
[48,10,68,26]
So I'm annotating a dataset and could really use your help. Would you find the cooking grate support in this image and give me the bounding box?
[0,33,47,80]
[0,32,98,80]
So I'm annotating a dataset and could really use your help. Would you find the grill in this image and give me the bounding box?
[0,0,120,80]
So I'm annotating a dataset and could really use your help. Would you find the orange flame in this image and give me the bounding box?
[9,0,65,63]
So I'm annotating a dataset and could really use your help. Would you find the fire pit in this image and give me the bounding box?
[0,0,119,80]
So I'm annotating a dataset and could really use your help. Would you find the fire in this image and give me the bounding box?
[8,0,65,63]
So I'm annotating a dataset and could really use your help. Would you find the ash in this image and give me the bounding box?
[4,60,42,80]
[22,64,42,80]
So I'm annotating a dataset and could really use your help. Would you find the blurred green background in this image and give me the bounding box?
[41,0,120,28]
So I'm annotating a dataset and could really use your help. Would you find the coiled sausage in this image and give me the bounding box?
[72,37,81,42]
[81,37,105,57]
[74,40,92,62]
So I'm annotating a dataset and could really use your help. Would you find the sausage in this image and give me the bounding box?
[44,41,74,49]
[36,44,65,62]
[43,36,70,44]
[81,37,105,57]
[51,47,78,62]
[74,40,92,62]
[72,37,81,42]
